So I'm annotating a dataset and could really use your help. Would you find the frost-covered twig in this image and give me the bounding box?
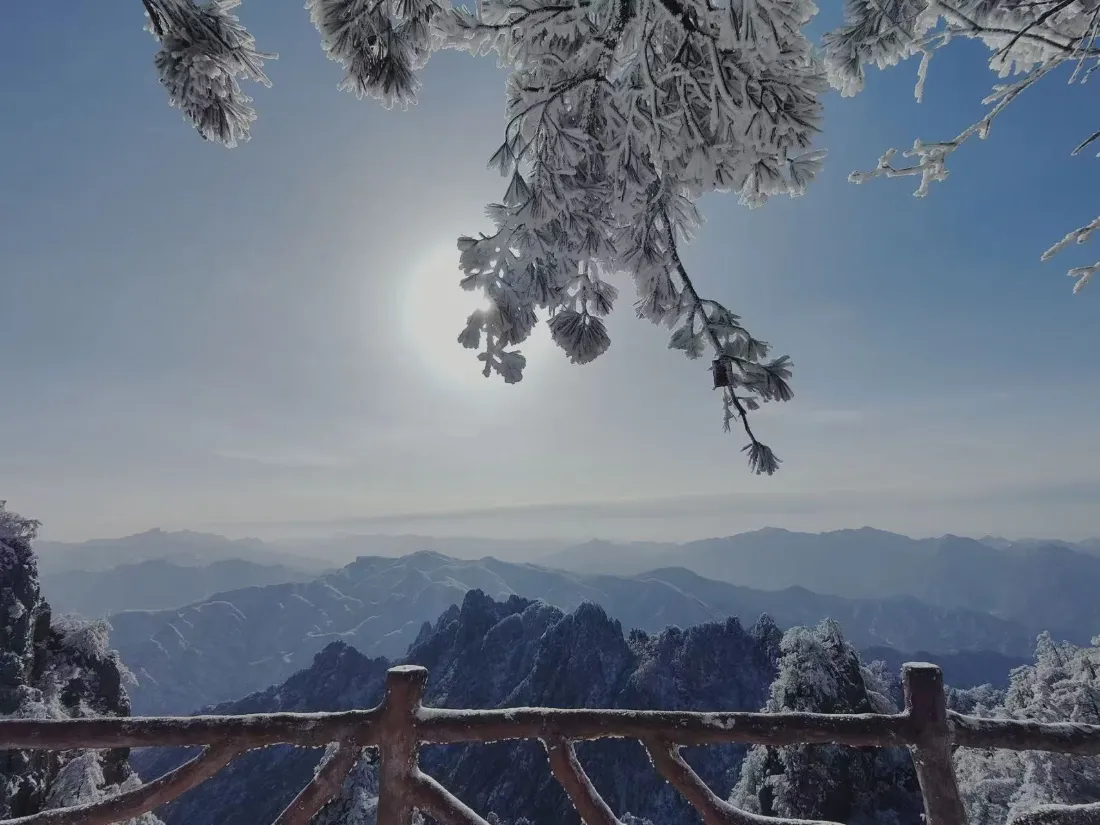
[143,0,274,146]
[1043,216,1100,293]
[832,0,1100,297]
[307,0,443,107]
[137,0,827,470]
[663,214,785,475]
[849,60,1056,198]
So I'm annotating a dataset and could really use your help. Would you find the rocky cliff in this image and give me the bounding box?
[110,550,1039,716]
[136,590,783,825]
[0,502,159,823]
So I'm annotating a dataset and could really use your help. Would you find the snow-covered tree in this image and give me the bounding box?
[137,0,829,473]
[312,745,380,825]
[946,682,1005,715]
[133,0,1096,471]
[953,632,1100,825]
[829,0,1100,294]
[730,619,922,825]
[0,501,162,824]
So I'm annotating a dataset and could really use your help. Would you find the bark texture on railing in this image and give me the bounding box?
[903,663,967,825]
[3,662,1100,825]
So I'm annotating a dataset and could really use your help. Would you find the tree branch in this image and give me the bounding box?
[140,0,166,37]
[661,208,762,449]
[936,0,1081,53]
[471,5,573,31]
[994,0,1079,58]
[851,59,1058,196]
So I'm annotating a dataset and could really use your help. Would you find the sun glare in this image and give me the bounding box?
[401,243,555,389]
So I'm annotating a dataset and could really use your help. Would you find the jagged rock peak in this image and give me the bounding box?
[0,504,48,714]
[0,502,158,822]
[138,590,784,825]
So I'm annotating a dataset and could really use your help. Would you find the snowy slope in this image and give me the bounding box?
[109,551,1040,715]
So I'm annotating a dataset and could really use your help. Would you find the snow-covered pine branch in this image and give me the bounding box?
[829,0,1100,295]
[139,0,828,474]
[135,0,1100,471]
[143,0,273,148]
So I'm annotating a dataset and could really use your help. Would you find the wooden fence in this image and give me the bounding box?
[2,662,1100,825]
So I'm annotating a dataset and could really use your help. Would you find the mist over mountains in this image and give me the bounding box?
[101,549,1040,716]
[543,528,1100,635]
[34,529,330,575]
[32,524,1100,719]
[14,521,1100,825]
[40,559,315,618]
[38,526,1100,636]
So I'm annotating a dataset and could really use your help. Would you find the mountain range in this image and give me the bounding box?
[33,529,329,575]
[40,527,1100,640]
[134,590,785,825]
[41,526,1100,639]
[542,528,1100,636]
[108,550,1041,716]
[39,558,316,618]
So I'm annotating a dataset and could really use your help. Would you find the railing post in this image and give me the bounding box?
[377,665,428,825]
[903,663,967,825]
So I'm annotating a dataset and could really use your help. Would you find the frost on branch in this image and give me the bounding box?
[440,0,826,472]
[143,0,273,146]
[1044,216,1100,294]
[307,0,444,108]
[139,0,829,473]
[829,0,1100,296]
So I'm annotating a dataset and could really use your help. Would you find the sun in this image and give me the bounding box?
[400,243,555,389]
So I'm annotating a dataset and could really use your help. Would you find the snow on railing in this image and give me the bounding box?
[2,663,1100,825]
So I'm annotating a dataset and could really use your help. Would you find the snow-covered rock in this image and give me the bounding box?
[136,590,782,825]
[0,502,160,823]
[111,551,1040,716]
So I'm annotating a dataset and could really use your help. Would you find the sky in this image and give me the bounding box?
[2,3,1100,543]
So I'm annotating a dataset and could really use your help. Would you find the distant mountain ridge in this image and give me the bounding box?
[39,558,314,618]
[40,525,1100,643]
[136,590,784,825]
[540,527,1100,639]
[34,529,329,574]
[109,551,1044,715]
[979,535,1100,555]
[34,530,570,572]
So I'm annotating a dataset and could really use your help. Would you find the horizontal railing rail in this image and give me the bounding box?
[1,663,1098,825]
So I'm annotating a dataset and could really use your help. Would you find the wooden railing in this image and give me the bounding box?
[2,662,1100,825]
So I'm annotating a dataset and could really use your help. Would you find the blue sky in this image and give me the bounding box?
[2,2,1099,542]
